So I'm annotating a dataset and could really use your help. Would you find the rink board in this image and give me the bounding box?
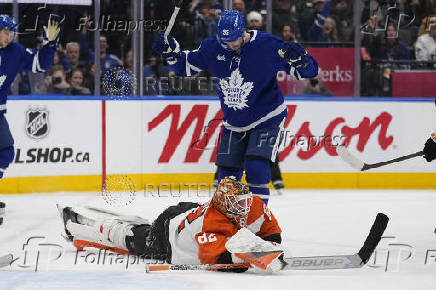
[0,97,435,193]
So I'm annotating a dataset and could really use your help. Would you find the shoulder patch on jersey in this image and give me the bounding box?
[217,54,226,61]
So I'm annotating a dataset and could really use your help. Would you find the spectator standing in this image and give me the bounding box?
[193,2,217,48]
[415,16,436,62]
[79,16,123,74]
[308,0,338,44]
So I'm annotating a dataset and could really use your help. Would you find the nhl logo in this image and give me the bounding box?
[25,108,49,139]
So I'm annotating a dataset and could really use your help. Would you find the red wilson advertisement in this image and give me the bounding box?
[147,104,393,164]
[277,48,355,97]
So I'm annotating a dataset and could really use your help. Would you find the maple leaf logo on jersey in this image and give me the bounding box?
[219,69,253,111]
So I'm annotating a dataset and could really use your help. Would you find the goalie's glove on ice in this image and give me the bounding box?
[279,42,318,79]
[43,19,60,48]
[152,32,181,65]
[423,133,436,162]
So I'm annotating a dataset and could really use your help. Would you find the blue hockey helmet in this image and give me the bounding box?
[216,10,245,46]
[0,15,17,32]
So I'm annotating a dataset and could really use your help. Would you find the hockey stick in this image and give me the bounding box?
[164,0,184,52]
[0,254,13,268]
[336,145,424,171]
[146,213,389,272]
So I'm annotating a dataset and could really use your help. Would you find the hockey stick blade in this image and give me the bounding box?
[0,254,13,268]
[336,145,365,170]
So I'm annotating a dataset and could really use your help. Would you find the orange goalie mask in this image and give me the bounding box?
[212,176,253,228]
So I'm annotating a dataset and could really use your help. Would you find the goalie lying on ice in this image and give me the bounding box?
[58,177,286,273]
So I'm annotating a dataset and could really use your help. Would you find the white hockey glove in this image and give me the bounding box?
[226,227,286,274]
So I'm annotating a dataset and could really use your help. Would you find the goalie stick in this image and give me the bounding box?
[146,213,389,272]
[336,145,424,171]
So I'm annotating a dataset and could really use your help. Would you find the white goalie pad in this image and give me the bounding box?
[225,227,283,254]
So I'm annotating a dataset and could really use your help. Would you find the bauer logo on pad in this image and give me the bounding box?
[25,107,49,139]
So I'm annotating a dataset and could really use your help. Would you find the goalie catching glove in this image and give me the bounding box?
[152,32,181,65]
[226,227,287,274]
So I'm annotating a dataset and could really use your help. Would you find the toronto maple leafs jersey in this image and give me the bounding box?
[0,42,55,114]
[171,30,293,131]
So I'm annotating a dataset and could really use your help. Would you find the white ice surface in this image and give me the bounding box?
[0,190,435,290]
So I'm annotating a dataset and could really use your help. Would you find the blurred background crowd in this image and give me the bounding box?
[1,0,435,97]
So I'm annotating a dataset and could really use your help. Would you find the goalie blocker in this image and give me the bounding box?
[58,177,284,273]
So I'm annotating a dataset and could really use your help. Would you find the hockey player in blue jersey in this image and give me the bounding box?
[0,15,60,180]
[153,10,318,204]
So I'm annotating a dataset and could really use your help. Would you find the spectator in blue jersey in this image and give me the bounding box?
[0,15,59,180]
[308,0,339,44]
[153,10,318,204]
[193,2,217,48]
[79,16,123,74]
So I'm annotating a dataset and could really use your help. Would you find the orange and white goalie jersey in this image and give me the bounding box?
[167,196,281,264]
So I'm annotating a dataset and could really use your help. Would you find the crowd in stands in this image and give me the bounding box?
[2,0,435,97]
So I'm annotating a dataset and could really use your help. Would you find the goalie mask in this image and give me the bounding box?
[212,176,253,228]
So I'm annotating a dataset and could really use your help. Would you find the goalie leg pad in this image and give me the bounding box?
[66,217,133,252]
